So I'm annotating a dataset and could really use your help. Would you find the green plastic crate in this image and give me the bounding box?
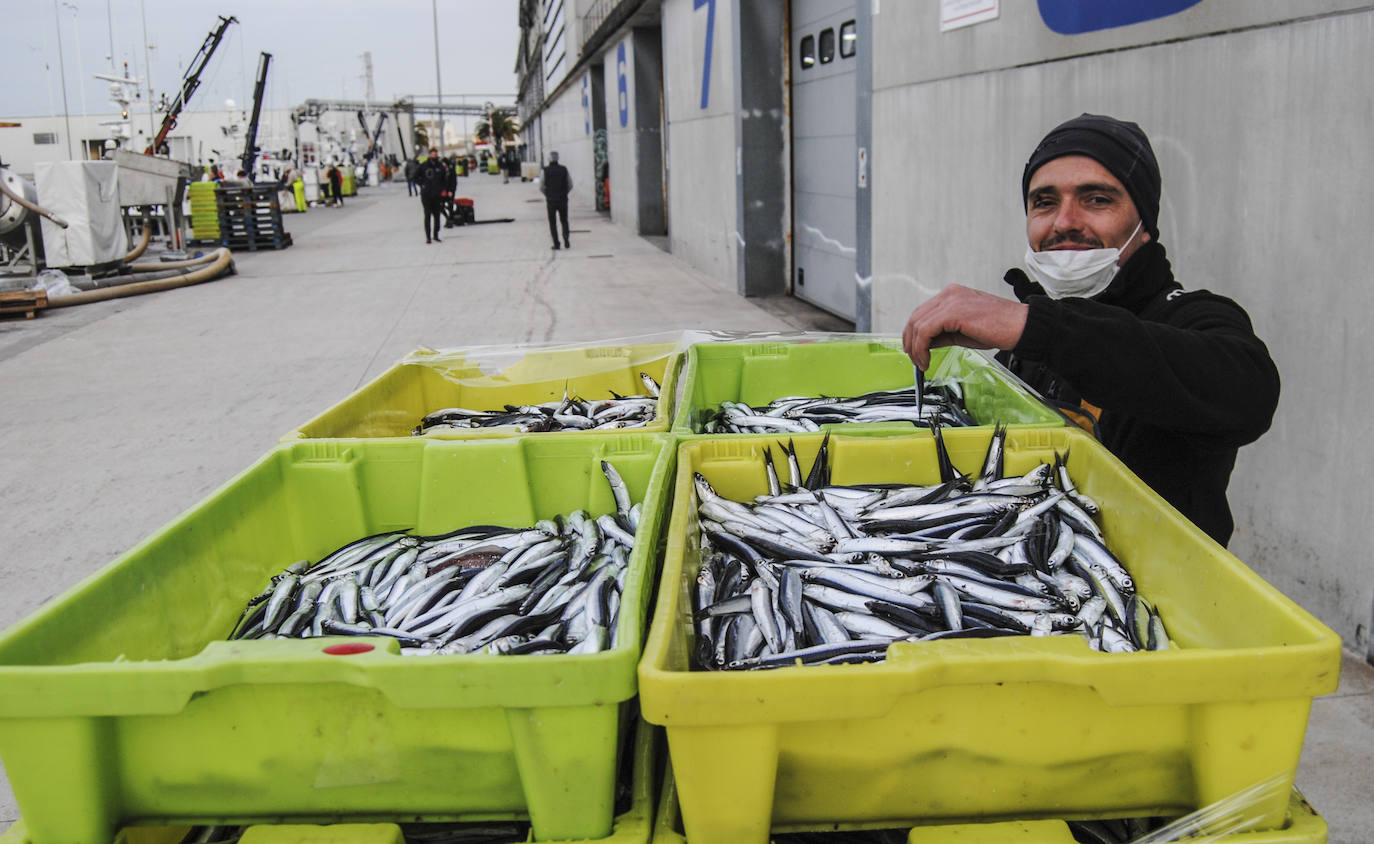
[283,343,682,441]
[639,429,1340,844]
[0,718,661,844]
[670,341,1064,435]
[649,767,1328,843]
[0,435,675,844]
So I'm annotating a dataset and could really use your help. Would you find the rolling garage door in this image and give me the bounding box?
[791,0,859,320]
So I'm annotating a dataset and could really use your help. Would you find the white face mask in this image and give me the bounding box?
[1024,220,1143,300]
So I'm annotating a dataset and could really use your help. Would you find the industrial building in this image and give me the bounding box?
[517,0,1374,656]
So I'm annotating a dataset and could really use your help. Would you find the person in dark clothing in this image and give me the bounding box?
[404,158,418,196]
[442,157,459,228]
[541,151,572,250]
[901,114,1279,546]
[414,147,447,243]
[327,164,343,207]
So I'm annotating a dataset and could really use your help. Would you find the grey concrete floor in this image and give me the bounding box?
[0,178,1368,841]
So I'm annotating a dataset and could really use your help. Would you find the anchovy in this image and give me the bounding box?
[689,425,1169,671]
[414,374,661,434]
[702,382,977,433]
[229,460,640,656]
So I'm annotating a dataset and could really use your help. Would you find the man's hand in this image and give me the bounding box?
[902,285,1030,369]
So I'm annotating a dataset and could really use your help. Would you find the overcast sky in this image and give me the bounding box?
[3,0,520,118]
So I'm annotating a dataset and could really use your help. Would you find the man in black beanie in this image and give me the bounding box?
[902,114,1279,546]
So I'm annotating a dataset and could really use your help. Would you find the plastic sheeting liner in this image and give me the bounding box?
[35,161,123,267]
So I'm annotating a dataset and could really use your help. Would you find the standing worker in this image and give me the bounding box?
[327,163,344,208]
[901,114,1279,546]
[414,146,447,243]
[442,157,459,228]
[404,157,418,196]
[541,151,572,250]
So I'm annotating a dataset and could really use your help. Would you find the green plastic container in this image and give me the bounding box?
[649,767,1328,843]
[0,435,675,844]
[670,341,1063,435]
[639,429,1340,844]
[0,718,661,844]
[283,343,681,441]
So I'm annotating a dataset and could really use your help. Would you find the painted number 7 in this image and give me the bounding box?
[694,0,715,110]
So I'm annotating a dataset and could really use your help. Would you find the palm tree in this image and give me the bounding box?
[475,108,520,156]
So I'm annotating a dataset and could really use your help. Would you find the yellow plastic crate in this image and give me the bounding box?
[0,718,660,844]
[0,435,674,844]
[648,767,1328,842]
[283,343,681,441]
[638,429,1340,844]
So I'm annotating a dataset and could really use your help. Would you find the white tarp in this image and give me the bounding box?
[36,161,124,267]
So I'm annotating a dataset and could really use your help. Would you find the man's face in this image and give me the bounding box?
[429,148,438,158]
[1026,155,1150,265]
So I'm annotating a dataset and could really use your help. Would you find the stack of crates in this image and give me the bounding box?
[216,184,293,251]
[0,341,683,844]
[187,181,220,244]
[0,337,1342,844]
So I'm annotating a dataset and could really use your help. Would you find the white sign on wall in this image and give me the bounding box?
[940,0,999,32]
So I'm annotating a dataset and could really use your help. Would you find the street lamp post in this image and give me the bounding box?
[52,0,75,159]
[431,0,443,152]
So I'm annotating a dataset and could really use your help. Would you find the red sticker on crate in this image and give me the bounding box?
[323,643,375,655]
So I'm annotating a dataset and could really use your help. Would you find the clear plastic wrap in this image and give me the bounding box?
[1126,773,1291,842]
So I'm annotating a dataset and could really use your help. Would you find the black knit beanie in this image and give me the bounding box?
[1021,114,1162,238]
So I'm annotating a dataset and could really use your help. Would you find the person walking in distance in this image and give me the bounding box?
[414,147,447,243]
[404,157,418,196]
[542,151,572,250]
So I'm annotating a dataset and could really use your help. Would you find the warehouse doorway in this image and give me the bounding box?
[790,0,859,321]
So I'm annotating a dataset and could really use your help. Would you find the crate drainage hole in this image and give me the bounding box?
[323,643,375,655]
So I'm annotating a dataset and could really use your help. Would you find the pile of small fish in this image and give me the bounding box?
[701,383,975,434]
[691,426,1170,670]
[230,461,640,656]
[414,373,661,434]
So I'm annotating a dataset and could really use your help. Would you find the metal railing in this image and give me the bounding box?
[581,0,625,49]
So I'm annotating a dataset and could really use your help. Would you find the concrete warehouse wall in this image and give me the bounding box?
[598,27,667,237]
[661,0,739,289]
[867,3,1374,652]
[537,70,600,212]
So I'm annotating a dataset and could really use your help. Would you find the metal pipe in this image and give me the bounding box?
[0,174,69,228]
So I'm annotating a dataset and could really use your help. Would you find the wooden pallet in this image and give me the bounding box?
[0,289,49,319]
[220,232,293,252]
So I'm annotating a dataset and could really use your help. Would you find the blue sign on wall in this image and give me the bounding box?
[582,74,591,135]
[694,0,715,109]
[1037,0,1204,34]
[617,43,629,127]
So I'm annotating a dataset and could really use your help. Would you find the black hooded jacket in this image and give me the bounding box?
[997,241,1280,546]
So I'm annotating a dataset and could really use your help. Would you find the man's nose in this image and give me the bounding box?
[1053,200,1083,233]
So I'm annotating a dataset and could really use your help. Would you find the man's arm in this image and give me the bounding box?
[1014,293,1279,447]
[902,285,1029,369]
